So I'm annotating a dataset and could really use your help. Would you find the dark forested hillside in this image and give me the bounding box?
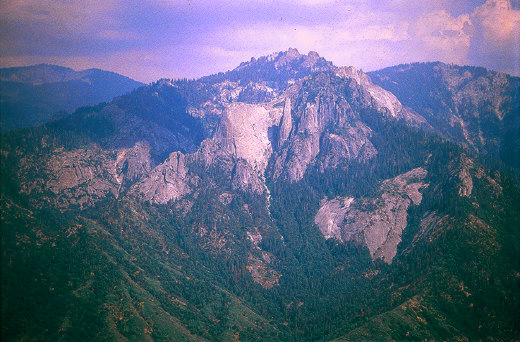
[2,50,519,341]
[0,64,144,131]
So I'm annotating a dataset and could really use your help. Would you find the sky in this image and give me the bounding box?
[1,0,519,83]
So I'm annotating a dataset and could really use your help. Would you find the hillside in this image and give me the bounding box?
[0,64,144,131]
[368,62,520,171]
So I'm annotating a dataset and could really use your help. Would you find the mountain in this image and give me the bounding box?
[1,50,519,341]
[0,64,144,131]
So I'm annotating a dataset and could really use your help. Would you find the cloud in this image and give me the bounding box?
[408,10,471,64]
[468,0,520,74]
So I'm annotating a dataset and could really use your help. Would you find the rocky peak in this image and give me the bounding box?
[304,51,321,66]
[273,48,302,67]
[271,72,380,182]
[234,49,334,81]
[335,66,371,85]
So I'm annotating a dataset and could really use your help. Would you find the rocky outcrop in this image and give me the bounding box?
[336,66,402,118]
[274,48,302,68]
[408,211,454,250]
[194,97,291,193]
[136,151,193,204]
[18,145,121,209]
[315,197,354,240]
[277,98,292,148]
[272,73,379,182]
[196,70,386,187]
[15,141,154,209]
[115,141,152,187]
[315,168,429,263]
[232,159,267,194]
[272,101,322,182]
[246,254,281,289]
[246,227,281,289]
[335,66,428,126]
[318,128,377,171]
[237,49,335,77]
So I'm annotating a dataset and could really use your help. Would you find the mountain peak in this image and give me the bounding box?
[235,49,330,71]
[264,48,301,62]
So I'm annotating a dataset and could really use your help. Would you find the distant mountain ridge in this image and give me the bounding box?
[0,64,144,131]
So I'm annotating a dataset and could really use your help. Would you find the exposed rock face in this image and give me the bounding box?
[136,151,192,204]
[272,101,322,182]
[449,154,504,200]
[315,168,429,263]
[409,211,454,250]
[232,159,267,194]
[277,98,292,148]
[14,141,153,209]
[315,197,354,240]
[20,51,430,211]
[194,97,293,194]
[318,127,377,171]
[246,255,281,289]
[215,102,283,173]
[274,48,302,68]
[336,67,403,118]
[18,145,121,209]
[196,68,388,187]
[115,141,152,187]
[272,73,380,182]
[237,48,335,78]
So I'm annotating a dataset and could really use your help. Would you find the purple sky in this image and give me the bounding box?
[1,0,519,83]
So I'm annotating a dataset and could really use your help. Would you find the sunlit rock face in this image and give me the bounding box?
[15,50,429,211]
[315,168,429,263]
[215,102,283,173]
[115,141,152,186]
[194,98,288,194]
